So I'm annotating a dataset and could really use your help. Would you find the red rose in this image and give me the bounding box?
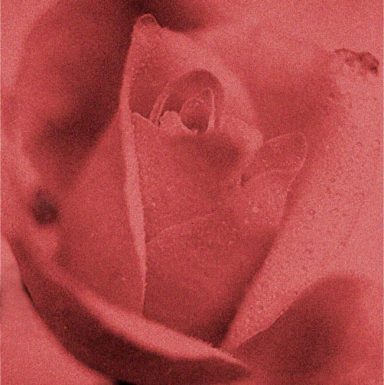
[2,3,382,385]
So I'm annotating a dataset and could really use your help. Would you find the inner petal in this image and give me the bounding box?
[179,88,214,133]
[150,70,224,129]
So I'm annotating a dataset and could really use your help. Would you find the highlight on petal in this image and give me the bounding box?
[233,276,382,385]
[7,229,249,385]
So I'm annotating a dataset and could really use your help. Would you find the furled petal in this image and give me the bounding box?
[6,225,249,385]
[143,134,306,345]
[224,50,382,349]
[126,14,257,126]
[132,112,261,241]
[232,276,382,385]
[149,70,223,130]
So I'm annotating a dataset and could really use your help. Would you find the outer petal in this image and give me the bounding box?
[1,240,112,385]
[57,115,146,312]
[231,276,382,385]
[224,50,382,348]
[5,224,249,385]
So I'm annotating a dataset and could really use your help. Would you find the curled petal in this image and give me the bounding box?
[126,14,257,126]
[241,132,307,184]
[224,50,382,349]
[233,276,382,385]
[132,113,256,241]
[7,229,249,385]
[150,70,222,130]
[224,132,307,239]
[1,240,110,385]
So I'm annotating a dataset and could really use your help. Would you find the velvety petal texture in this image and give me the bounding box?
[232,276,382,385]
[57,115,146,312]
[3,8,381,385]
[1,239,111,385]
[224,49,382,350]
[126,15,257,126]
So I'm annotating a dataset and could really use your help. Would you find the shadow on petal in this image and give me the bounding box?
[7,230,249,385]
[234,276,383,385]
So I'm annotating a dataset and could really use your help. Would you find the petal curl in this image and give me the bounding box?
[6,228,249,385]
[1,240,111,385]
[126,14,257,126]
[224,50,382,349]
[233,276,382,385]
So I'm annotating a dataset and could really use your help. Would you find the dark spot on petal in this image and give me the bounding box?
[31,190,59,225]
[335,48,379,75]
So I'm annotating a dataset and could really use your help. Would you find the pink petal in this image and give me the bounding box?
[1,240,111,385]
[58,116,146,312]
[132,112,257,241]
[179,88,215,133]
[233,276,382,385]
[6,229,249,385]
[126,15,257,126]
[143,135,306,345]
[224,50,382,349]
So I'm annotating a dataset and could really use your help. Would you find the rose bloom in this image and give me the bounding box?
[2,2,382,385]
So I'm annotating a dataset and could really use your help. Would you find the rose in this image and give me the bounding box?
[2,1,380,382]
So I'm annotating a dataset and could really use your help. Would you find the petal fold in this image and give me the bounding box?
[126,14,257,126]
[233,276,382,385]
[224,50,382,349]
[7,231,249,385]
[58,116,146,312]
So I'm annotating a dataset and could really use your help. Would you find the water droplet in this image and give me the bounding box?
[355,141,363,148]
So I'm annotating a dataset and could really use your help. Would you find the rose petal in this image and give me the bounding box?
[179,88,215,133]
[241,132,307,184]
[1,239,111,385]
[232,276,382,385]
[224,50,382,348]
[7,227,249,385]
[126,14,257,126]
[192,21,332,141]
[143,138,306,345]
[150,70,223,130]
[132,112,258,241]
[58,115,146,312]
